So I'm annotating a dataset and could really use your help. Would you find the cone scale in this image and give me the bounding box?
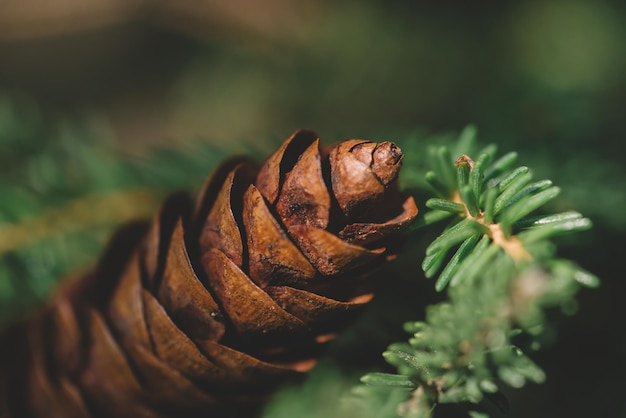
[0,130,418,418]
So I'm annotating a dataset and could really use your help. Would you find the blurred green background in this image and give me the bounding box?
[1,0,625,416]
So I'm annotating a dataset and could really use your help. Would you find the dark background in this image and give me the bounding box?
[0,1,624,416]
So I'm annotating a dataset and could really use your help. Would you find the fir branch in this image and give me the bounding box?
[414,131,591,288]
[359,126,599,418]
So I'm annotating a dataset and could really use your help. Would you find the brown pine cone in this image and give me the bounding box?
[0,130,418,418]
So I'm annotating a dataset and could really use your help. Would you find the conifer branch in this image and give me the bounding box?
[359,126,599,417]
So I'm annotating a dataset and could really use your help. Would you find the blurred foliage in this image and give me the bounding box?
[1,0,625,416]
[0,93,235,325]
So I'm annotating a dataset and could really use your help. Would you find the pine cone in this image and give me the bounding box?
[0,130,418,418]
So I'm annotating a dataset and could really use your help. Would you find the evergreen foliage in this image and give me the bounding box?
[357,126,598,417]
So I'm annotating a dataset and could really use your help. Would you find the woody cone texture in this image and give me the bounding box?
[0,130,418,418]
